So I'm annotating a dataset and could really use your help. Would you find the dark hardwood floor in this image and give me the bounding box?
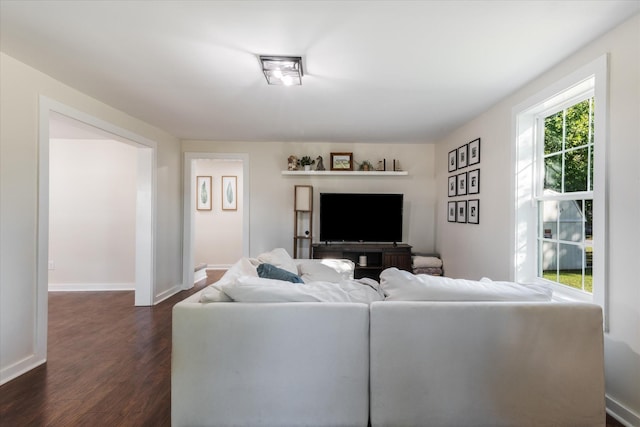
[0,273,220,427]
[0,269,627,426]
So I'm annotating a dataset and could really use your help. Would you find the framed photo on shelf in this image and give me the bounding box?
[330,152,353,171]
[448,201,456,222]
[448,149,457,172]
[221,176,237,211]
[468,199,480,224]
[456,200,467,223]
[457,172,467,196]
[457,144,468,169]
[468,138,481,165]
[468,169,480,194]
[448,175,457,197]
[196,176,212,211]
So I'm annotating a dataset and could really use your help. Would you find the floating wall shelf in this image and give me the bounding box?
[281,170,408,176]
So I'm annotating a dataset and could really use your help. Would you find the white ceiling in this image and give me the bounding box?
[2,1,638,144]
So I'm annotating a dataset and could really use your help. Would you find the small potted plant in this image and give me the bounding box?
[298,156,315,171]
[358,160,374,171]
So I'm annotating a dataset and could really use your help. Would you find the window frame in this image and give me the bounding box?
[535,95,594,294]
[512,55,609,329]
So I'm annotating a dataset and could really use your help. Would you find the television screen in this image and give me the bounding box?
[319,193,403,243]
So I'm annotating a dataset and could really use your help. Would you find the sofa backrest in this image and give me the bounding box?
[369,301,605,427]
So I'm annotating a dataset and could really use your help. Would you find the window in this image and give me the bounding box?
[513,55,608,325]
[538,97,594,293]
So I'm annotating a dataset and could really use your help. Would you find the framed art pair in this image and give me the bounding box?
[196,176,238,211]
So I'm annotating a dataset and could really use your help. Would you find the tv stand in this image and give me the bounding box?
[312,243,412,280]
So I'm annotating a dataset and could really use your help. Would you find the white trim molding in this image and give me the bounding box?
[182,152,250,289]
[39,96,158,308]
[511,54,609,329]
[48,283,136,292]
[606,395,640,427]
[154,284,183,304]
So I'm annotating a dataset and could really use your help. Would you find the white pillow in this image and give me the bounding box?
[199,257,258,302]
[256,248,298,274]
[296,260,354,283]
[379,268,552,301]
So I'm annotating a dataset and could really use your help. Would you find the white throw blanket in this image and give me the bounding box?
[199,249,384,303]
[412,256,443,268]
[220,276,384,303]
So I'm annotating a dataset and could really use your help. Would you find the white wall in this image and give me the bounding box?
[0,52,182,384]
[49,138,137,289]
[182,141,437,257]
[194,159,243,266]
[435,15,640,423]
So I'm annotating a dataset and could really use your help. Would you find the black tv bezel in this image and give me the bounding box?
[319,192,403,244]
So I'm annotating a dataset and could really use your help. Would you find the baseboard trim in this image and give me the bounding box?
[154,284,182,304]
[207,264,232,270]
[607,395,640,427]
[48,283,135,292]
[0,354,46,386]
[194,268,206,283]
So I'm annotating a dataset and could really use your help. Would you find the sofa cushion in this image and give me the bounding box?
[257,263,304,283]
[379,268,552,301]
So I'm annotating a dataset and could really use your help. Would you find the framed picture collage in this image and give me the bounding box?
[447,138,480,224]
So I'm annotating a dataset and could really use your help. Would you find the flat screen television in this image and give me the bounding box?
[319,193,403,243]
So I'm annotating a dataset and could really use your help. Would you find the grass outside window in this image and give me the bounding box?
[543,269,593,293]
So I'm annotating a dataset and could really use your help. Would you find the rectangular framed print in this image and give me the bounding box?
[448,149,457,172]
[457,172,467,196]
[448,175,457,197]
[448,201,457,222]
[222,176,237,211]
[330,152,353,171]
[468,169,480,194]
[468,199,480,224]
[196,176,212,211]
[456,200,467,223]
[457,144,468,169]
[468,138,481,165]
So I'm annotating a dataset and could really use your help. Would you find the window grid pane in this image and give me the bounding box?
[538,97,594,293]
[541,97,594,196]
[538,196,593,293]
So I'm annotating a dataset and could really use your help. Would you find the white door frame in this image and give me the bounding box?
[38,96,156,314]
[182,152,250,288]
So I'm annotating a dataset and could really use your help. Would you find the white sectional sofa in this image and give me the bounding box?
[172,250,605,427]
[369,301,605,427]
[172,300,370,427]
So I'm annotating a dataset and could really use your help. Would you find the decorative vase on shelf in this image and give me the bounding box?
[298,156,315,171]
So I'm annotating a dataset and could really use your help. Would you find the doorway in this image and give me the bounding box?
[38,97,156,313]
[182,152,250,288]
